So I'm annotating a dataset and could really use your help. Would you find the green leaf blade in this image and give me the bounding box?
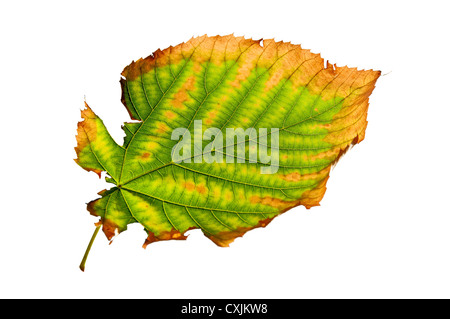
[75,34,380,251]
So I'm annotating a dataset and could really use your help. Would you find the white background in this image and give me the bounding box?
[1,0,449,299]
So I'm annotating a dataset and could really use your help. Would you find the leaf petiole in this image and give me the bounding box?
[79,225,101,272]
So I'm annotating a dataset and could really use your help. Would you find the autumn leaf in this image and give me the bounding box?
[75,34,380,271]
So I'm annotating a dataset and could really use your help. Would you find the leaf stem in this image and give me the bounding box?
[79,225,101,272]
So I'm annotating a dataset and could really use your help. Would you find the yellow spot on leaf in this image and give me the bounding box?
[147,141,158,151]
[213,187,221,198]
[224,190,233,201]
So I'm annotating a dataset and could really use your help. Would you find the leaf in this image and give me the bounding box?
[75,34,380,269]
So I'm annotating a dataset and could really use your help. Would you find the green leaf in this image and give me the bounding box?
[75,34,380,270]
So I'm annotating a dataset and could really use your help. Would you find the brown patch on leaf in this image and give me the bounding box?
[141,152,151,159]
[75,103,97,153]
[207,172,331,247]
[250,196,299,210]
[264,67,284,92]
[120,35,380,122]
[74,102,102,178]
[193,62,202,73]
[196,184,207,195]
[99,218,121,241]
[279,172,301,182]
[279,166,331,182]
[171,75,196,109]
[318,68,380,164]
[307,146,343,162]
[164,110,177,120]
[183,182,208,195]
[121,35,259,82]
[207,110,218,119]
[206,217,275,247]
[142,229,189,248]
[204,110,218,125]
[183,181,196,191]
[297,176,330,209]
[249,196,260,204]
[86,198,100,217]
[156,122,169,134]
